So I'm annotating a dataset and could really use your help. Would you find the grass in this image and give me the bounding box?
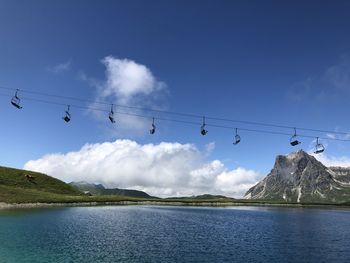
[0,184,149,203]
[0,166,81,195]
[0,166,148,204]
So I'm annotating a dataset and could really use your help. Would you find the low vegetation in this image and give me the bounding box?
[0,166,147,204]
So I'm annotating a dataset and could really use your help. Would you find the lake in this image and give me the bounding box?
[0,205,350,262]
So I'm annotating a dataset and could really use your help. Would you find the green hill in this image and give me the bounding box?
[69,181,156,198]
[0,166,149,204]
[0,166,85,203]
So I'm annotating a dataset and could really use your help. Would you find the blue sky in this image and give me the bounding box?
[1,0,350,196]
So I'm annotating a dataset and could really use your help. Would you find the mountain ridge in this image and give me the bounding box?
[244,150,350,203]
[68,181,156,198]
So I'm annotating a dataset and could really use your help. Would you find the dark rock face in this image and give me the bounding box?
[244,150,350,203]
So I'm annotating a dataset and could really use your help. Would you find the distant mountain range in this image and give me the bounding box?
[69,181,156,198]
[166,194,233,200]
[69,182,234,201]
[244,150,350,203]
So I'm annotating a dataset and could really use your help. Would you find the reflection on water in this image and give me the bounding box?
[1,206,350,263]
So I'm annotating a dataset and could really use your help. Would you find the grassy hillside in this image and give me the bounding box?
[0,166,81,195]
[0,166,146,204]
[0,166,81,203]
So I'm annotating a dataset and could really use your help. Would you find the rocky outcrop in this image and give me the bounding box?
[244,150,350,203]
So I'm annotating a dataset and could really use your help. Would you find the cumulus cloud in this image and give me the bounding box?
[88,56,168,135]
[311,152,350,168]
[48,59,72,73]
[24,140,261,198]
[100,56,166,104]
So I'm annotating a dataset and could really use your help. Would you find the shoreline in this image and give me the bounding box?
[1,201,350,210]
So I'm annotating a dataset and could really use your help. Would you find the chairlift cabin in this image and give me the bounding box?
[314,137,325,154]
[150,118,156,135]
[200,116,208,136]
[290,128,301,146]
[109,104,116,123]
[62,105,71,123]
[11,89,22,109]
[233,128,241,145]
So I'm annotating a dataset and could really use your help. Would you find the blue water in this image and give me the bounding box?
[0,206,350,263]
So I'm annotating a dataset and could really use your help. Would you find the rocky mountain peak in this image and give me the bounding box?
[244,150,350,203]
[275,150,317,166]
[271,150,324,183]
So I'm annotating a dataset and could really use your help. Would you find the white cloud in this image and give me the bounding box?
[24,139,261,198]
[204,142,216,156]
[311,152,350,168]
[325,132,350,141]
[215,168,261,195]
[89,56,168,136]
[48,59,72,73]
[101,56,166,104]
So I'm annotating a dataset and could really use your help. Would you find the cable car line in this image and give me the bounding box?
[1,85,349,136]
[1,88,350,150]
[0,86,200,118]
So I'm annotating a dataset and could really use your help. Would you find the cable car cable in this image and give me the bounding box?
[1,89,350,143]
[1,86,349,136]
